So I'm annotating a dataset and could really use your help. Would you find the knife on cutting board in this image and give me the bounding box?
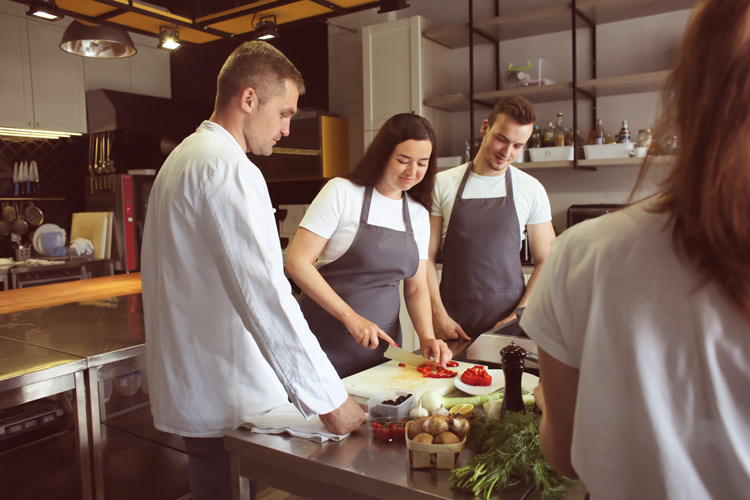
[383,344,433,367]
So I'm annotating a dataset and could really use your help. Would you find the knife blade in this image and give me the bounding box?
[383,344,433,367]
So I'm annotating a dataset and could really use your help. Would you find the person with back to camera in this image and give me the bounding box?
[141,41,365,500]
[428,95,556,340]
[520,1,750,498]
[285,113,452,378]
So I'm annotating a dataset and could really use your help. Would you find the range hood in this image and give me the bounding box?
[86,89,210,141]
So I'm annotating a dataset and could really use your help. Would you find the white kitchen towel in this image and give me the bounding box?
[236,403,349,443]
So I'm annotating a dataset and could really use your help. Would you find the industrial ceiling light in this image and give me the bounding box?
[378,0,410,14]
[254,15,280,40]
[60,20,137,58]
[158,26,181,50]
[26,0,62,21]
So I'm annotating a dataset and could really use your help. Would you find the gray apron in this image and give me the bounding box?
[299,185,420,378]
[439,163,525,338]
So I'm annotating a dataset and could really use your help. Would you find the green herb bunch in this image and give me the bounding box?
[450,412,571,500]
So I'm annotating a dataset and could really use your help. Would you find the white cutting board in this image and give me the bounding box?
[342,359,483,400]
[71,212,112,260]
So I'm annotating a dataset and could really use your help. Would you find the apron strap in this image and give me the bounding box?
[456,162,474,199]
[360,185,374,224]
[402,194,413,234]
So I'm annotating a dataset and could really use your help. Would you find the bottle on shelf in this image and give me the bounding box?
[542,121,555,147]
[594,119,606,145]
[553,112,566,147]
[617,120,631,143]
[528,124,542,148]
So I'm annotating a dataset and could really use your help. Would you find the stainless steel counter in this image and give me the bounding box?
[224,425,588,500]
[0,337,92,500]
[1,293,146,500]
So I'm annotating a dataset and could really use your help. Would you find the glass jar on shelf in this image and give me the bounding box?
[637,129,653,149]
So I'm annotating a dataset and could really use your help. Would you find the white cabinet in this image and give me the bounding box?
[0,13,34,129]
[83,34,171,99]
[362,15,452,155]
[26,19,87,132]
[0,13,86,133]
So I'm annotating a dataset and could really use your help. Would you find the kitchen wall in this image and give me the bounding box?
[328,0,694,231]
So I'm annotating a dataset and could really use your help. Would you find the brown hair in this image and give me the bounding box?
[631,0,750,318]
[214,41,305,111]
[487,95,538,127]
[344,113,437,212]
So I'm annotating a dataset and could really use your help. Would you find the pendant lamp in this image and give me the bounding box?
[60,20,137,58]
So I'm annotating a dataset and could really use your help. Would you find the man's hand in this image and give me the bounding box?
[433,312,471,341]
[342,314,397,350]
[319,396,366,435]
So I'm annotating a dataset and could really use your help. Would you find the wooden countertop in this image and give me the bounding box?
[0,272,142,314]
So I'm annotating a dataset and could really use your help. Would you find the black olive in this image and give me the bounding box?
[382,399,396,406]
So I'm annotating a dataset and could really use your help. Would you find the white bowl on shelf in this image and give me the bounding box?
[528,146,574,162]
[583,143,634,159]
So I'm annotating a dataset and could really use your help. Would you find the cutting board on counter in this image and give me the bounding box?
[71,212,112,260]
[342,359,481,400]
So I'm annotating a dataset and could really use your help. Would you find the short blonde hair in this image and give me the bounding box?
[214,41,305,111]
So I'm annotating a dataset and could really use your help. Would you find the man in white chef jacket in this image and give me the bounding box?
[427,95,556,340]
[141,41,365,500]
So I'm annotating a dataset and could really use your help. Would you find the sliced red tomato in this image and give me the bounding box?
[460,365,493,386]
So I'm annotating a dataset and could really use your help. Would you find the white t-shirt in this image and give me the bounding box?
[300,177,430,267]
[431,163,551,250]
[520,200,750,499]
[141,121,347,437]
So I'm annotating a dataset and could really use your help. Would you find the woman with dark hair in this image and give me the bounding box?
[519,0,750,498]
[286,113,451,377]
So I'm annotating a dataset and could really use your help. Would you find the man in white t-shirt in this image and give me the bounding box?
[427,96,556,339]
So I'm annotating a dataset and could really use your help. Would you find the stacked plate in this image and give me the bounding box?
[32,224,67,257]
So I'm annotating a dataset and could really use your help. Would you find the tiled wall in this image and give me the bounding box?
[0,136,88,258]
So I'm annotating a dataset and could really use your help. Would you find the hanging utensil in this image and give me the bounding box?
[10,202,28,236]
[24,201,44,227]
[0,218,10,237]
[105,130,116,173]
[88,135,95,177]
[2,201,15,222]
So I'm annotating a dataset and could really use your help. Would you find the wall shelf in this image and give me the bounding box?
[0,197,65,201]
[576,70,669,98]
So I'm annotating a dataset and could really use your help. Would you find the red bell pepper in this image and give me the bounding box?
[446,361,459,368]
[416,362,457,378]
[460,365,493,386]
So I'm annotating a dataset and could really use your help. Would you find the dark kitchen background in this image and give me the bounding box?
[0,22,329,259]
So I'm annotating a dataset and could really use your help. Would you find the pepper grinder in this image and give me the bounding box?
[500,341,527,415]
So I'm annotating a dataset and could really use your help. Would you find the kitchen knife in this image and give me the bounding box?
[12,162,19,197]
[30,161,39,194]
[384,344,433,367]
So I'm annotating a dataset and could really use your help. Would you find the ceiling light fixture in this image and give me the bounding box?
[60,20,137,58]
[26,0,62,21]
[378,0,410,14]
[158,26,181,50]
[253,15,280,40]
[0,127,81,140]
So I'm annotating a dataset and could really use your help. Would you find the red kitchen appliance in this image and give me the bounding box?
[84,174,153,272]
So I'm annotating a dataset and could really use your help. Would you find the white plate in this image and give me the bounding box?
[32,223,65,255]
[453,369,539,396]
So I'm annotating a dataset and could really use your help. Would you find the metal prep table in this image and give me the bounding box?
[0,337,91,499]
[0,293,151,500]
[224,421,588,500]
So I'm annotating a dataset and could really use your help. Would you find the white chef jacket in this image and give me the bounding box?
[141,120,348,438]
